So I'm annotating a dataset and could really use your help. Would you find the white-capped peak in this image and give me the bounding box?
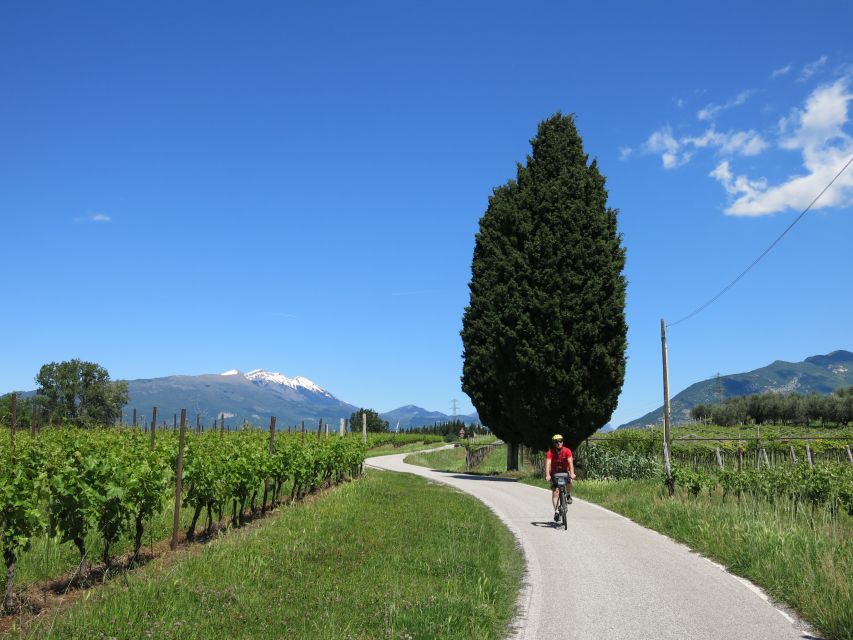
[221,369,240,376]
[244,369,329,395]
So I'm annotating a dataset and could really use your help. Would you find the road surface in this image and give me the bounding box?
[367,451,816,640]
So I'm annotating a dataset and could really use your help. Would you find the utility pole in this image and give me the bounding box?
[661,319,674,496]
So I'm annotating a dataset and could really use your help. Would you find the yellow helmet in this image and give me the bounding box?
[551,434,564,442]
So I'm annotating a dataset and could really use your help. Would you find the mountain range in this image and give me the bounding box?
[618,350,853,429]
[100,369,478,429]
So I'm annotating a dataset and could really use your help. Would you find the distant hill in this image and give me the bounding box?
[618,350,853,430]
[380,405,480,429]
[124,369,358,428]
[8,368,480,431]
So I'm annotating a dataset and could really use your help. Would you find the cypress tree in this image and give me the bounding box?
[461,113,627,463]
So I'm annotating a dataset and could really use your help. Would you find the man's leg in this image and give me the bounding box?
[566,479,573,504]
[552,487,559,510]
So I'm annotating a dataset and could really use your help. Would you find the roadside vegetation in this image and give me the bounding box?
[14,471,522,640]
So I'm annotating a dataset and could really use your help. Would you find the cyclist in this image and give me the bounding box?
[545,434,576,521]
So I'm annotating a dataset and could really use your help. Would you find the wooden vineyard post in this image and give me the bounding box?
[263,416,276,512]
[790,446,797,463]
[9,392,16,458]
[150,407,158,450]
[196,414,201,434]
[173,414,177,433]
[30,404,37,437]
[362,411,367,445]
[220,414,225,436]
[846,445,853,465]
[715,447,724,470]
[132,408,137,428]
[761,448,770,467]
[301,421,305,441]
[806,445,814,467]
[171,409,187,551]
[340,417,344,437]
[736,447,743,473]
[660,320,674,497]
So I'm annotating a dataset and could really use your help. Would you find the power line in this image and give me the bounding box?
[668,154,853,328]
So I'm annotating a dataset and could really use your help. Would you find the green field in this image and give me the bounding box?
[13,471,523,640]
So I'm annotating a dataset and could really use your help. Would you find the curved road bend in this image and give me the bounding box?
[367,452,814,640]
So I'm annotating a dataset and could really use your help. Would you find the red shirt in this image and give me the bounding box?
[546,446,573,473]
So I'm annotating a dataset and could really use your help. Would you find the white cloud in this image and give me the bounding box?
[799,55,828,82]
[675,97,686,108]
[683,128,768,156]
[645,127,691,169]
[710,161,768,200]
[771,64,792,79]
[74,213,112,223]
[697,90,752,121]
[645,125,768,169]
[618,146,633,161]
[711,78,853,216]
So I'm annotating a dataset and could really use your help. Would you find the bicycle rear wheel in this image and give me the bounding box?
[560,489,568,529]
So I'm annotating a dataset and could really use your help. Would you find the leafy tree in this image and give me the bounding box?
[461,113,627,466]
[35,359,128,426]
[349,408,389,433]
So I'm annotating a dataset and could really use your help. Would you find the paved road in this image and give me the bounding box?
[367,451,816,640]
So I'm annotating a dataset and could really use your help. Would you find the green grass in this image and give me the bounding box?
[364,441,447,458]
[15,471,523,640]
[9,489,223,592]
[406,444,539,478]
[405,446,467,471]
[568,479,853,640]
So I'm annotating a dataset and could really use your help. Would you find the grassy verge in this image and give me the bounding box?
[405,444,537,478]
[10,491,217,592]
[15,471,523,640]
[405,446,466,471]
[364,441,447,458]
[568,479,852,640]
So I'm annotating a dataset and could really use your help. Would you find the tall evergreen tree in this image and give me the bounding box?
[461,113,627,462]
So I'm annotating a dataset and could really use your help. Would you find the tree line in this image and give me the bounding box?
[690,387,853,427]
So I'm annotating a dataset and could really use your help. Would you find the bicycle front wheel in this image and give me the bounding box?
[560,489,568,530]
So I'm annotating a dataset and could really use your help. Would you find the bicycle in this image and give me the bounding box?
[553,472,569,530]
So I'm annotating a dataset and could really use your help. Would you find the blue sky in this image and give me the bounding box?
[2,1,852,427]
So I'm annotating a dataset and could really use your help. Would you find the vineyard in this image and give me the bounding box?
[570,425,853,517]
[584,423,853,468]
[0,423,430,615]
[670,462,853,519]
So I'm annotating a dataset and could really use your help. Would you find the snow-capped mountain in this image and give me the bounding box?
[242,369,332,397]
[121,369,357,428]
